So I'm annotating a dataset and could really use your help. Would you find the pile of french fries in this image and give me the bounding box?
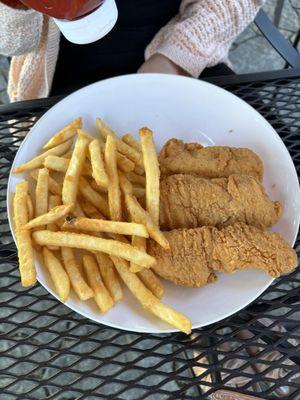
[12,117,191,334]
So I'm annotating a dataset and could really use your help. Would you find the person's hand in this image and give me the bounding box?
[138,54,190,76]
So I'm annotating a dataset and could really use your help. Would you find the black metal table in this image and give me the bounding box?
[1,69,300,400]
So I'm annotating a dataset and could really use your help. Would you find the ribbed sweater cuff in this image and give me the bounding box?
[146,41,210,78]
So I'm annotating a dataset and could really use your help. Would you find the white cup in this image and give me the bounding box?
[54,0,118,45]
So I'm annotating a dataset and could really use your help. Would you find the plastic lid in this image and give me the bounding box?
[54,0,118,45]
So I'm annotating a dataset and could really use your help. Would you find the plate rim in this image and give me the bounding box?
[7,73,300,333]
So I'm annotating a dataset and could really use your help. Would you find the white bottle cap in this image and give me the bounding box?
[54,0,118,45]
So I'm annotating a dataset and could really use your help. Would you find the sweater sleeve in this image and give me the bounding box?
[145,0,264,77]
[0,2,43,56]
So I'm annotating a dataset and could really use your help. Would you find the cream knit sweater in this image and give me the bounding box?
[0,0,263,102]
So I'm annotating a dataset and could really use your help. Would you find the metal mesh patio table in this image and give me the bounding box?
[1,69,300,400]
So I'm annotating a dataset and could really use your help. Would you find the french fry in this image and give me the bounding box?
[77,128,95,142]
[106,232,128,243]
[44,155,92,176]
[89,139,109,188]
[89,178,107,193]
[125,194,169,249]
[96,253,123,302]
[24,204,73,229]
[73,201,85,217]
[35,168,49,230]
[111,256,191,334]
[133,186,145,198]
[122,133,142,152]
[118,172,144,207]
[42,118,82,150]
[62,216,149,237]
[48,195,61,209]
[61,247,94,301]
[47,194,61,250]
[15,227,36,286]
[130,236,147,273]
[116,139,144,170]
[80,162,94,177]
[62,133,90,205]
[33,230,156,267]
[137,194,146,210]
[83,255,114,312]
[105,134,122,221]
[79,197,106,219]
[119,178,164,248]
[96,118,144,169]
[43,247,70,303]
[48,178,62,195]
[79,177,109,218]
[118,172,145,202]
[126,171,146,186]
[140,127,160,226]
[134,165,145,175]
[44,155,70,172]
[61,149,73,159]
[31,170,62,195]
[13,139,72,173]
[96,117,116,140]
[118,171,133,195]
[27,194,34,221]
[138,269,164,299]
[97,137,135,173]
[73,249,85,275]
[33,168,49,251]
[49,177,62,195]
[13,181,36,287]
[117,153,135,173]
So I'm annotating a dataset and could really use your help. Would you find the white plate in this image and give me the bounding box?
[7,74,300,333]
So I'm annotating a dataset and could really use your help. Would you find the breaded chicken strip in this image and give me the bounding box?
[160,174,281,230]
[148,224,297,287]
[211,224,297,277]
[149,226,217,288]
[159,139,263,181]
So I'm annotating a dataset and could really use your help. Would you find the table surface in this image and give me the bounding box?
[1,69,300,400]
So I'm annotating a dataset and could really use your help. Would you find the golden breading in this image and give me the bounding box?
[148,223,297,287]
[160,174,281,230]
[159,139,263,181]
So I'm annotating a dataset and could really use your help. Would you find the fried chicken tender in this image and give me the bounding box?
[160,174,282,230]
[149,225,217,287]
[212,224,297,277]
[159,139,263,181]
[148,224,297,287]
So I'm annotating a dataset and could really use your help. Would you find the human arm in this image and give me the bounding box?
[140,0,264,77]
[138,53,191,76]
